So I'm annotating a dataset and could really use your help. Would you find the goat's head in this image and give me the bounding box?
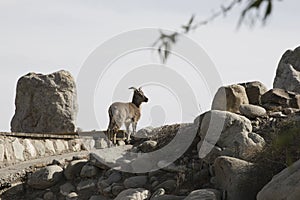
[129,87,148,105]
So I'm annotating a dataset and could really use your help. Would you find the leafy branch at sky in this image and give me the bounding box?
[153,0,281,63]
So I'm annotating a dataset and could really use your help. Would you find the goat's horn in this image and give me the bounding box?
[129,87,137,90]
[138,87,142,91]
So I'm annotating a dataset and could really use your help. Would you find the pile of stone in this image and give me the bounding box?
[2,47,300,200]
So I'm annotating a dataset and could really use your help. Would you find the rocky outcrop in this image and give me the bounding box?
[11,70,78,133]
[213,156,264,200]
[257,159,300,200]
[273,46,300,93]
[261,88,300,110]
[211,84,249,113]
[198,110,265,163]
[240,81,268,105]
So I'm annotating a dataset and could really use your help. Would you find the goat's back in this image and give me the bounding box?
[108,102,140,124]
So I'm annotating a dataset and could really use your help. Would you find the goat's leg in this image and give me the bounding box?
[113,132,117,144]
[128,122,137,141]
[125,122,130,141]
[132,122,137,136]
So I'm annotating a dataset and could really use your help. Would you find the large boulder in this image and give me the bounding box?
[11,70,78,133]
[257,159,300,200]
[214,156,265,200]
[261,88,300,110]
[212,84,249,114]
[239,81,268,105]
[273,46,300,94]
[64,159,88,180]
[239,104,267,119]
[197,110,264,163]
[27,165,63,189]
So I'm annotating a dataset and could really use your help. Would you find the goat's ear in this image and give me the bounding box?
[129,87,137,91]
[138,87,142,91]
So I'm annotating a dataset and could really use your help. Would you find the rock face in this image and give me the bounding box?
[257,159,300,200]
[239,104,267,119]
[212,84,249,113]
[239,81,268,105]
[261,88,300,109]
[214,156,264,200]
[27,165,63,189]
[273,46,300,94]
[11,70,78,133]
[198,110,264,163]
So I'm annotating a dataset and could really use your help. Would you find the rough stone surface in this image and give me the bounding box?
[64,159,87,180]
[89,195,109,200]
[214,156,265,200]
[198,110,264,162]
[66,192,78,200]
[34,140,46,156]
[239,104,267,119]
[43,191,55,200]
[184,189,221,200]
[45,139,56,154]
[261,88,300,109]
[240,81,268,105]
[212,84,249,113]
[55,140,66,153]
[24,139,37,158]
[80,164,99,178]
[154,180,177,193]
[27,165,63,189]
[152,195,185,200]
[0,140,4,162]
[11,70,78,133]
[257,159,300,200]
[60,182,76,196]
[12,138,24,161]
[77,179,96,191]
[124,176,148,189]
[274,46,300,93]
[114,188,150,200]
[138,140,158,152]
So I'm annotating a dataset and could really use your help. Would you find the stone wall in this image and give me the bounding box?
[0,132,108,168]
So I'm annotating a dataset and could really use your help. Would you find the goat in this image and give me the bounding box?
[107,87,148,144]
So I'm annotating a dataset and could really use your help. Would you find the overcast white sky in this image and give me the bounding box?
[0,0,299,131]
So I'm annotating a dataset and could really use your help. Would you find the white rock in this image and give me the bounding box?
[24,139,37,158]
[12,138,24,161]
[45,139,56,154]
[114,188,150,200]
[34,140,46,156]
